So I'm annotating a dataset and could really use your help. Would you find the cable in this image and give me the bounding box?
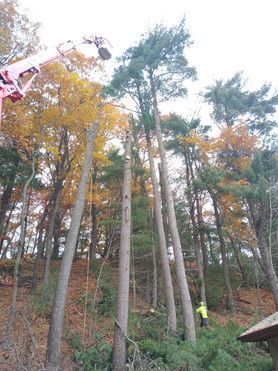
[82,170,93,343]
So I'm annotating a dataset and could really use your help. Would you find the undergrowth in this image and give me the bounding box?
[72,313,272,370]
[135,320,272,370]
[90,261,118,316]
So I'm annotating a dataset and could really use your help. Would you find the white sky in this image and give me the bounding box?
[20,0,278,124]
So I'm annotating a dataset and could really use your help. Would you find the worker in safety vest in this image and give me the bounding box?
[196,301,208,328]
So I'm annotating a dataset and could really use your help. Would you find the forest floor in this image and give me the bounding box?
[0,259,276,370]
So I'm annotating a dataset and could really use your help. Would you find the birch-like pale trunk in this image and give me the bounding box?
[184,156,207,305]
[112,131,132,371]
[149,72,196,342]
[45,123,99,369]
[145,129,177,333]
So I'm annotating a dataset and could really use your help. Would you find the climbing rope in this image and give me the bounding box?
[88,220,117,335]
[82,170,93,343]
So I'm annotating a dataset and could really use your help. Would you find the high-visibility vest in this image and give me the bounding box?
[196,305,208,319]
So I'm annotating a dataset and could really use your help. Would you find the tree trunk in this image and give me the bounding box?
[0,184,15,237]
[89,203,98,259]
[45,123,99,369]
[248,200,278,309]
[185,156,207,305]
[149,72,196,342]
[145,129,177,333]
[112,131,132,371]
[158,165,170,249]
[229,236,247,285]
[44,126,70,287]
[196,194,209,279]
[250,246,265,273]
[257,219,278,307]
[151,239,158,308]
[0,152,20,247]
[259,232,278,309]
[191,159,210,280]
[0,202,16,257]
[211,193,235,312]
[43,182,62,288]
[32,194,56,291]
[207,231,218,266]
[6,155,36,344]
[53,213,61,259]
[32,221,45,291]
[89,167,98,259]
[146,256,151,304]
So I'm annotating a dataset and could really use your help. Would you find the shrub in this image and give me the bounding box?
[97,282,117,316]
[29,281,55,316]
[90,262,117,316]
[64,330,83,352]
[74,333,111,370]
[205,267,225,309]
[137,321,272,370]
[134,310,168,341]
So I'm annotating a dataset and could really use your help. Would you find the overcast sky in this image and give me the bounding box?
[20,0,278,124]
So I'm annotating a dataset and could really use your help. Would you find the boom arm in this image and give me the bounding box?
[0,35,111,121]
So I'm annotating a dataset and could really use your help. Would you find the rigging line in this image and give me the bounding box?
[131,224,136,325]
[88,220,117,336]
[82,169,93,343]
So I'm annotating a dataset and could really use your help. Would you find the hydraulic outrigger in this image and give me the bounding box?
[0,35,112,123]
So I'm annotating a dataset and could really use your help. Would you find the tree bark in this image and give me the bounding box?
[145,129,177,333]
[89,167,98,259]
[149,72,196,342]
[151,232,158,308]
[248,200,278,309]
[53,213,61,259]
[158,165,170,249]
[191,159,210,280]
[32,210,47,292]
[44,126,70,287]
[185,157,207,305]
[195,195,210,279]
[187,192,207,305]
[45,123,99,369]
[259,232,278,309]
[43,183,62,288]
[112,131,132,371]
[89,204,98,259]
[32,182,60,291]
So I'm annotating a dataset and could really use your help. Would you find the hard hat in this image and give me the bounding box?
[199,301,205,306]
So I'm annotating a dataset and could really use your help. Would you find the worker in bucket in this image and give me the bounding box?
[196,301,209,328]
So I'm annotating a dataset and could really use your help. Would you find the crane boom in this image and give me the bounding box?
[0,35,111,122]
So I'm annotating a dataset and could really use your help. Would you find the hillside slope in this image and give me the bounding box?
[0,259,275,370]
